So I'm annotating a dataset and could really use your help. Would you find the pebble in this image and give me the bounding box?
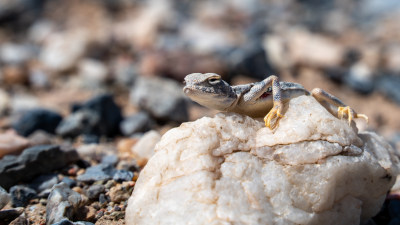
[112,57,138,87]
[51,219,95,225]
[0,130,30,159]
[0,207,24,225]
[108,181,134,203]
[117,139,138,156]
[56,94,123,138]
[85,184,105,200]
[104,180,116,190]
[112,170,134,183]
[101,154,119,167]
[29,173,59,193]
[0,43,33,65]
[78,59,109,86]
[286,28,344,68]
[46,183,84,224]
[10,185,37,207]
[27,130,54,146]
[12,108,63,137]
[131,130,161,160]
[0,186,10,210]
[344,62,375,94]
[61,177,77,188]
[99,194,107,206]
[227,42,276,80]
[76,163,115,183]
[29,67,50,88]
[116,159,138,172]
[0,145,79,189]
[120,111,155,136]
[39,31,87,72]
[130,76,188,123]
[56,110,100,138]
[377,75,400,105]
[1,65,28,85]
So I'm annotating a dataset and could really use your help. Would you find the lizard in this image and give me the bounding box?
[183,73,368,129]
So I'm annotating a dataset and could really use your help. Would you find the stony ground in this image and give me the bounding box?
[0,0,400,224]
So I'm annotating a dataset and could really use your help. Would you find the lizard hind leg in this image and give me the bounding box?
[311,88,368,125]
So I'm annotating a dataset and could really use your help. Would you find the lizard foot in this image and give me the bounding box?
[338,106,369,125]
[264,103,284,129]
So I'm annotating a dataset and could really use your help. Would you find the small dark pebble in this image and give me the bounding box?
[12,108,63,137]
[10,185,36,207]
[99,193,108,205]
[226,42,276,81]
[0,207,24,225]
[56,94,123,138]
[76,159,91,169]
[114,205,121,211]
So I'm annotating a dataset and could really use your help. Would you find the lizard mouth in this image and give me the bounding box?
[183,86,194,94]
[184,85,216,94]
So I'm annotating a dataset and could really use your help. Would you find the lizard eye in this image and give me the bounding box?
[208,78,220,85]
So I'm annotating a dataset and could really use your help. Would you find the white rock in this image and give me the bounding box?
[286,29,344,67]
[0,43,33,64]
[113,0,173,49]
[78,58,109,85]
[131,130,161,160]
[126,95,399,225]
[40,31,88,72]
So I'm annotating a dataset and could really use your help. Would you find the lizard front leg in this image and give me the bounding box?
[243,75,283,129]
[311,88,368,125]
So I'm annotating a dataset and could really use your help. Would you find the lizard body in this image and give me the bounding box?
[183,73,368,129]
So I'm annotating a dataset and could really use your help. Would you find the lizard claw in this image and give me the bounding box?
[264,103,283,129]
[337,106,368,125]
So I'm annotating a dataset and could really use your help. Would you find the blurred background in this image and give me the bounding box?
[0,0,400,148]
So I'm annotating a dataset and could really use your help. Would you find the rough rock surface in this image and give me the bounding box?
[0,145,79,189]
[46,183,85,225]
[126,95,399,225]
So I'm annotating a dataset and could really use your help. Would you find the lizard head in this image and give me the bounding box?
[183,73,236,111]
